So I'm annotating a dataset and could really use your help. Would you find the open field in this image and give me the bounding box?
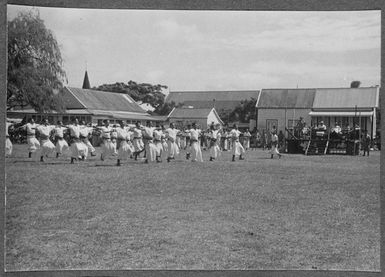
[5,144,380,271]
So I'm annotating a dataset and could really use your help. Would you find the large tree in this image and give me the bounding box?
[218,98,257,124]
[95,81,170,114]
[7,10,66,112]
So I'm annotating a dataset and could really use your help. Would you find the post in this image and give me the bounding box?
[285,106,287,152]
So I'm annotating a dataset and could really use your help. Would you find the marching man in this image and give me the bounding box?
[270,130,282,159]
[243,128,251,151]
[166,123,179,162]
[54,121,69,158]
[185,124,192,159]
[68,118,87,163]
[142,121,157,163]
[230,124,245,161]
[98,119,115,161]
[116,121,134,166]
[36,118,56,162]
[209,123,221,161]
[80,121,97,158]
[189,123,203,162]
[5,120,14,157]
[153,123,164,163]
[161,125,168,154]
[20,118,40,159]
[132,122,145,160]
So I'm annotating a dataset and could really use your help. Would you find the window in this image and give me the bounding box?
[288,119,299,129]
[97,119,103,126]
[266,119,278,132]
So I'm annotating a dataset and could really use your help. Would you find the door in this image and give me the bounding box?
[266,119,278,132]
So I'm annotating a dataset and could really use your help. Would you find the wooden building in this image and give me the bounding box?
[7,87,162,125]
[309,87,379,137]
[167,107,224,129]
[165,90,260,115]
[256,88,316,133]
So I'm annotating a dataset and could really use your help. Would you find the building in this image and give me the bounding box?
[7,87,162,125]
[256,88,316,132]
[309,87,379,137]
[165,90,260,114]
[255,86,380,138]
[167,107,224,129]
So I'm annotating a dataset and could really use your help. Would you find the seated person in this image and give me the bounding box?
[317,121,327,131]
[332,122,342,134]
[302,123,310,137]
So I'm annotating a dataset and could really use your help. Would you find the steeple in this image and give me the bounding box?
[82,70,91,89]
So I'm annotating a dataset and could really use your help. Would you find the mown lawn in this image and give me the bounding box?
[5,144,380,271]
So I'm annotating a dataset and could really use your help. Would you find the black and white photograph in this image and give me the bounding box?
[4,3,381,273]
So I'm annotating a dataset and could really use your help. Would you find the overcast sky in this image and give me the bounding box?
[7,5,381,92]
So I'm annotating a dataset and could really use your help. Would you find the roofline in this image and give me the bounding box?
[255,90,262,108]
[65,87,87,109]
[256,107,312,109]
[168,90,260,94]
[260,86,379,91]
[167,107,176,118]
[211,108,224,125]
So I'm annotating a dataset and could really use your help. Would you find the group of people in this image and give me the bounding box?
[297,118,373,156]
[6,118,277,166]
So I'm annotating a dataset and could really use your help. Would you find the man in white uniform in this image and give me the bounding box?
[116,121,134,166]
[184,125,192,159]
[36,118,56,162]
[209,124,221,161]
[166,123,179,162]
[230,124,245,162]
[68,118,87,163]
[190,123,203,162]
[161,125,168,154]
[98,119,115,161]
[80,121,96,158]
[5,120,13,157]
[243,129,251,150]
[142,121,157,163]
[132,122,145,160]
[153,123,164,162]
[54,121,69,158]
[20,118,40,158]
[270,130,282,159]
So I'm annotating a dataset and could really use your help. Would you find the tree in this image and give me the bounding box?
[7,10,67,112]
[350,81,361,88]
[95,81,169,113]
[218,98,257,124]
[152,101,182,116]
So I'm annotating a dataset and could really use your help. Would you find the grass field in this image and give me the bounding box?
[5,144,380,271]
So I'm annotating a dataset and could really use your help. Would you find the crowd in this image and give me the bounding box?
[5,118,284,165]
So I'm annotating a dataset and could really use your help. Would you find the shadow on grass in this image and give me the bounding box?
[10,160,74,165]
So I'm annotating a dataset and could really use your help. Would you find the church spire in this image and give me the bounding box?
[82,70,91,89]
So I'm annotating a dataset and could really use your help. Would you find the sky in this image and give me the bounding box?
[7,5,381,92]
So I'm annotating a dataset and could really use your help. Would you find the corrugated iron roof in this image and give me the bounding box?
[168,107,214,119]
[7,109,92,115]
[312,87,379,109]
[166,90,260,110]
[65,87,146,113]
[257,89,316,108]
[87,109,162,121]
